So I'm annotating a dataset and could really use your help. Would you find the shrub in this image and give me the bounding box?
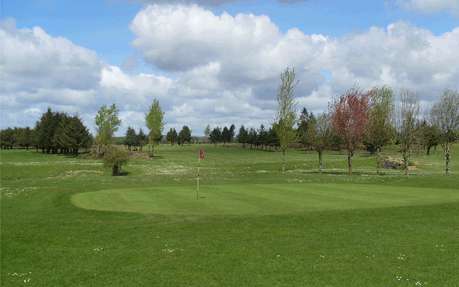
[103,146,129,176]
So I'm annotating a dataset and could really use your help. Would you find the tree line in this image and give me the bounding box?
[1,68,457,176]
[0,108,92,155]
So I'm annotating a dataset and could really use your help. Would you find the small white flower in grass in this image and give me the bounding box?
[276,254,281,258]
[397,254,407,261]
[319,255,325,259]
[415,281,423,286]
[93,247,104,252]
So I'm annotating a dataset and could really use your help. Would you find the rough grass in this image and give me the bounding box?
[1,144,458,286]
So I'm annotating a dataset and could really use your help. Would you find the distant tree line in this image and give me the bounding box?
[1,108,92,155]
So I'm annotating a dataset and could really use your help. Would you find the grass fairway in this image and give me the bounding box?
[73,183,459,215]
[1,145,459,286]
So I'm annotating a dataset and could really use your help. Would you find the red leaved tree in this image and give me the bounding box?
[331,88,370,175]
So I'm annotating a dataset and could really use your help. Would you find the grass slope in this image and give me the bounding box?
[1,144,458,286]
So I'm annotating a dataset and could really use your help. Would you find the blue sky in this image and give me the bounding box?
[1,0,458,134]
[3,0,458,69]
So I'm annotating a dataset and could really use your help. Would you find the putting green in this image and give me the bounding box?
[71,183,459,216]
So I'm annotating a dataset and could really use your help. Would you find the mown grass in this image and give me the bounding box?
[1,144,458,286]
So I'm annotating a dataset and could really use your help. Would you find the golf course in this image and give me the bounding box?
[1,144,458,286]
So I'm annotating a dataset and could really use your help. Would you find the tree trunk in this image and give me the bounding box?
[376,150,380,175]
[282,149,286,173]
[444,143,450,176]
[112,164,119,176]
[402,151,409,176]
[426,146,431,156]
[318,150,323,172]
[347,151,353,176]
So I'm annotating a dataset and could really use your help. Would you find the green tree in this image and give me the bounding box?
[209,127,222,144]
[124,127,137,151]
[137,129,147,151]
[297,107,315,149]
[364,86,395,173]
[274,67,297,173]
[145,99,164,157]
[178,126,192,145]
[418,120,440,155]
[166,128,178,145]
[103,146,129,176]
[95,104,121,155]
[237,126,248,147]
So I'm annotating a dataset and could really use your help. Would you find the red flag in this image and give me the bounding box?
[199,148,205,160]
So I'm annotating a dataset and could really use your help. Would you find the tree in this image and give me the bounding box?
[55,115,92,155]
[237,126,248,147]
[124,127,137,150]
[95,104,121,155]
[145,99,164,157]
[418,120,440,155]
[204,125,211,140]
[137,129,147,151]
[308,113,332,172]
[222,126,230,144]
[431,90,459,175]
[0,128,15,149]
[209,127,222,144]
[331,88,370,175]
[178,126,192,145]
[103,146,129,176]
[274,67,297,173]
[166,128,178,145]
[248,128,258,149]
[17,127,33,150]
[229,124,236,143]
[396,90,420,176]
[297,108,315,149]
[364,86,395,173]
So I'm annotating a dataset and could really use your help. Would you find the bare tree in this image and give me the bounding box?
[308,113,332,172]
[274,67,297,173]
[396,90,420,176]
[431,90,459,175]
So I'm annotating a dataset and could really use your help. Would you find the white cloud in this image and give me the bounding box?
[398,0,459,15]
[1,5,459,136]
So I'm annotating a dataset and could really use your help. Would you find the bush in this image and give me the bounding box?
[103,146,129,176]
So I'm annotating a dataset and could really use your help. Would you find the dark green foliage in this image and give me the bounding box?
[124,127,137,150]
[418,120,441,155]
[209,127,222,144]
[54,115,92,155]
[178,126,192,145]
[166,128,178,145]
[237,125,248,146]
[297,107,315,148]
[0,128,16,149]
[2,108,91,154]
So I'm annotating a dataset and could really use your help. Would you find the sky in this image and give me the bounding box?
[1,0,458,135]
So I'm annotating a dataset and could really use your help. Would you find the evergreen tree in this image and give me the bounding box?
[166,128,178,145]
[237,126,248,147]
[209,127,222,144]
[178,126,192,145]
[125,127,137,151]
